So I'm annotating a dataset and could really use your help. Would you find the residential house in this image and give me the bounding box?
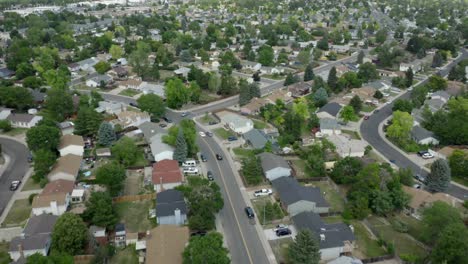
[288,82,312,98]
[114,223,126,247]
[86,74,112,88]
[320,118,342,136]
[327,256,363,264]
[9,214,58,261]
[118,79,143,90]
[139,122,174,161]
[258,152,291,181]
[138,82,165,98]
[145,226,189,264]
[32,180,74,216]
[218,111,254,134]
[6,113,42,128]
[317,102,342,119]
[48,154,82,182]
[242,60,262,71]
[403,186,459,219]
[59,134,84,157]
[240,97,267,115]
[96,148,112,158]
[95,101,126,115]
[0,67,15,79]
[156,189,187,225]
[330,44,350,54]
[266,89,293,104]
[429,90,450,103]
[116,110,151,128]
[399,61,422,72]
[110,66,128,79]
[328,134,366,157]
[89,226,107,248]
[243,129,277,150]
[70,57,99,72]
[29,89,47,104]
[293,212,355,260]
[0,108,13,120]
[446,81,465,96]
[152,159,183,192]
[425,98,446,113]
[71,189,85,204]
[174,67,191,78]
[411,126,439,145]
[58,121,74,135]
[272,177,330,216]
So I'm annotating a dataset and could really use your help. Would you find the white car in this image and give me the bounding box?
[183,167,199,175]
[199,132,206,137]
[422,153,434,159]
[254,189,273,197]
[413,184,422,189]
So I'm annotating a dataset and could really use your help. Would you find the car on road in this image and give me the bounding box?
[162,117,172,123]
[389,159,396,164]
[181,112,189,117]
[129,102,138,107]
[200,154,207,162]
[207,171,214,181]
[254,189,273,197]
[208,121,218,125]
[199,132,206,137]
[245,206,255,219]
[375,109,380,113]
[273,224,289,232]
[414,174,426,183]
[9,180,21,191]
[206,131,213,137]
[422,153,434,159]
[227,136,238,141]
[364,115,370,120]
[276,228,292,237]
[159,123,167,128]
[216,154,223,160]
[27,154,33,163]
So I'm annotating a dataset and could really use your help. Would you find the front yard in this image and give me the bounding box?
[115,200,155,233]
[2,199,31,227]
[251,197,284,225]
[110,246,138,264]
[21,177,41,191]
[118,89,140,97]
[269,238,293,264]
[341,129,361,140]
[0,242,11,264]
[232,147,256,158]
[212,128,235,140]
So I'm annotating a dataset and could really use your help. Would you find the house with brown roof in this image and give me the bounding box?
[59,134,84,157]
[240,97,267,115]
[266,89,293,104]
[288,82,312,98]
[32,180,74,216]
[152,160,183,192]
[48,154,82,182]
[145,225,189,264]
[403,186,459,219]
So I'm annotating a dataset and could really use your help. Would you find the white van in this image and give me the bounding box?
[183,167,199,175]
[182,160,197,167]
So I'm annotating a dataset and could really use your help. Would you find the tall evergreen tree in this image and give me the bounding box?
[98,122,116,147]
[173,128,188,163]
[431,52,443,68]
[249,83,261,98]
[284,73,296,86]
[349,95,363,113]
[327,66,338,91]
[238,80,251,106]
[427,158,451,192]
[288,229,320,264]
[304,63,315,82]
[357,50,365,64]
[405,68,414,88]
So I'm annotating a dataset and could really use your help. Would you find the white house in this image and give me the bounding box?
[86,74,112,88]
[320,118,342,136]
[411,126,440,145]
[328,134,366,158]
[47,154,82,182]
[32,180,74,216]
[242,60,262,71]
[95,101,126,115]
[156,190,188,225]
[58,134,84,157]
[150,134,174,162]
[218,112,254,134]
[258,152,291,181]
[6,113,42,128]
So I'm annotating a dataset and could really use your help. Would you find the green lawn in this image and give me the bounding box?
[322,215,344,224]
[361,104,377,113]
[253,119,268,129]
[115,201,155,233]
[2,199,31,227]
[21,177,42,191]
[251,197,284,225]
[307,181,345,212]
[0,128,28,136]
[232,147,256,158]
[452,176,468,188]
[341,130,361,140]
[199,114,217,125]
[290,159,315,179]
[262,74,286,80]
[159,70,175,80]
[0,242,11,264]
[351,221,387,258]
[118,89,140,97]
[110,247,138,264]
[198,91,219,104]
[213,128,235,140]
[391,214,425,243]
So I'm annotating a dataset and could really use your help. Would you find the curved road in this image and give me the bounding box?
[0,137,30,212]
[360,49,468,200]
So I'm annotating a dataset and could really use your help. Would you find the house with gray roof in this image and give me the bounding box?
[95,101,126,115]
[156,189,187,225]
[292,211,355,260]
[86,74,112,88]
[7,113,42,128]
[411,125,439,145]
[9,214,58,262]
[138,122,174,161]
[317,102,342,119]
[430,90,450,103]
[138,82,165,98]
[320,118,341,136]
[0,68,15,79]
[243,129,278,151]
[70,57,99,72]
[257,152,291,181]
[272,177,329,216]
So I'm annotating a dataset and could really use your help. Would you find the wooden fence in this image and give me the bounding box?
[361,255,395,263]
[113,193,156,203]
[73,255,95,264]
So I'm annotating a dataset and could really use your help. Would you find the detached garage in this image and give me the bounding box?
[258,152,291,181]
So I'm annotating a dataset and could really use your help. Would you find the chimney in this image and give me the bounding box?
[320,234,325,241]
[18,243,24,259]
[174,208,181,225]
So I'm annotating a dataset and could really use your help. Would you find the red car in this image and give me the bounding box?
[364,115,370,120]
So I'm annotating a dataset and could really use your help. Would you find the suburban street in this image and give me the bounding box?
[0,137,30,213]
[360,49,468,200]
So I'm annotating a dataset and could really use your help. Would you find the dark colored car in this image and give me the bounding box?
[9,180,21,191]
[150,117,160,123]
[190,231,207,237]
[206,132,213,137]
[208,121,218,125]
[364,115,370,120]
[276,228,292,237]
[200,154,207,162]
[159,123,167,128]
[207,171,214,181]
[414,174,426,183]
[227,136,238,141]
[162,117,172,123]
[417,150,429,157]
[27,154,33,163]
[129,102,138,107]
[245,207,255,219]
[216,154,223,160]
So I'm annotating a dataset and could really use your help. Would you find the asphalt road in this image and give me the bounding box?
[360,49,468,200]
[0,137,30,212]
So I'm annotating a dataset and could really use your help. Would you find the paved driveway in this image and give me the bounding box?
[264,225,297,241]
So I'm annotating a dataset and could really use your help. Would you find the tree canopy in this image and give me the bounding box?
[52,213,87,255]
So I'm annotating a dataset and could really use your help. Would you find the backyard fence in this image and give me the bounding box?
[73,255,95,264]
[113,193,156,203]
[361,255,395,263]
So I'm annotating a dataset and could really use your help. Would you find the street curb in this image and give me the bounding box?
[0,154,11,183]
[0,135,28,145]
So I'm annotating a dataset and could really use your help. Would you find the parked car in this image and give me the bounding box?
[181,112,189,117]
[200,154,207,162]
[413,184,421,189]
[159,123,167,128]
[276,228,292,237]
[254,189,273,197]
[414,174,426,183]
[273,224,289,232]
[216,154,223,160]
[422,153,434,159]
[183,167,199,175]
[208,121,218,125]
[417,150,429,156]
[9,180,21,191]
[364,115,370,120]
[27,154,33,163]
[190,231,207,237]
[207,171,214,181]
[227,136,238,141]
[199,132,206,137]
[206,131,213,137]
[162,117,172,123]
[245,207,255,219]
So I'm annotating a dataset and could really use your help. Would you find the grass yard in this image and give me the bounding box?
[0,242,11,264]
[213,128,235,140]
[361,104,377,113]
[391,214,426,243]
[110,247,138,264]
[115,201,155,233]
[322,215,344,224]
[307,181,345,212]
[0,128,28,136]
[269,238,293,264]
[341,129,361,140]
[124,171,143,196]
[251,197,284,225]
[198,91,219,104]
[159,70,175,80]
[199,114,217,125]
[118,89,140,97]
[21,177,42,191]
[262,74,286,80]
[365,150,386,163]
[452,176,468,188]
[290,159,313,179]
[232,147,256,158]
[2,199,31,227]
[252,119,268,129]
[351,221,387,258]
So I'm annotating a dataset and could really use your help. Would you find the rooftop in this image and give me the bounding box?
[317,102,342,117]
[156,189,187,217]
[272,177,329,207]
[257,152,290,172]
[59,134,84,149]
[152,159,182,184]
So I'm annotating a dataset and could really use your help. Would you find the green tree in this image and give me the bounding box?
[241,155,263,185]
[387,111,413,142]
[189,82,201,103]
[375,29,387,44]
[449,150,468,179]
[297,49,311,66]
[165,78,190,109]
[288,229,320,264]
[74,107,103,136]
[52,213,87,255]
[0,120,12,132]
[357,62,379,83]
[421,201,463,243]
[257,45,274,66]
[137,94,166,118]
[349,95,362,113]
[173,128,188,163]
[340,105,356,123]
[327,66,338,91]
[357,50,364,64]
[111,137,142,167]
[182,232,229,264]
[432,52,444,68]
[370,191,394,216]
[129,41,151,77]
[397,168,414,186]
[26,125,61,152]
[426,75,447,91]
[208,73,221,93]
[98,122,116,147]
[26,252,73,264]
[93,61,111,74]
[163,120,198,156]
[32,149,56,183]
[392,99,413,113]
[373,90,383,99]
[43,68,70,91]
[431,222,468,264]
[219,75,238,95]
[427,158,451,192]
[405,68,414,88]
[96,162,126,196]
[284,73,298,86]
[410,85,429,108]
[44,88,73,121]
[313,87,328,107]
[23,76,42,89]
[330,157,363,184]
[83,191,117,229]
[238,79,251,106]
[109,44,123,60]
[16,62,35,79]
[304,63,315,81]
[0,86,34,110]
